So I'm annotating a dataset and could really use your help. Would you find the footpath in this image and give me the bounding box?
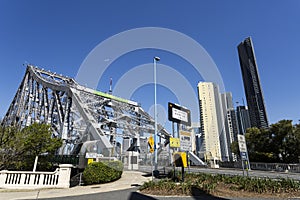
[0,170,152,200]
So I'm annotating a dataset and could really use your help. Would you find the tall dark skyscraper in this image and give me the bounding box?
[237,37,269,129]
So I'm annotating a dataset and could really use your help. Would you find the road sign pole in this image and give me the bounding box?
[153,56,159,172]
[151,153,154,180]
[246,151,251,171]
[240,152,245,177]
[245,160,249,176]
[177,123,180,152]
[238,134,251,176]
[168,122,174,166]
[181,166,184,182]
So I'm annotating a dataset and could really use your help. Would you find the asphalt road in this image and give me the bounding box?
[27,187,300,200]
[23,187,242,200]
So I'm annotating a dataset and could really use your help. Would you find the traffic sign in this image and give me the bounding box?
[238,134,247,153]
[241,152,247,160]
[180,130,191,151]
[173,151,187,168]
[238,134,251,172]
[170,138,180,148]
[168,102,191,126]
[85,152,97,158]
[148,136,154,153]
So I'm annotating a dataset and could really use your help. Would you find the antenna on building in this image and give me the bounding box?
[109,77,112,95]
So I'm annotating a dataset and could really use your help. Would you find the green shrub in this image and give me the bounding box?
[141,172,300,196]
[140,180,157,190]
[83,160,123,185]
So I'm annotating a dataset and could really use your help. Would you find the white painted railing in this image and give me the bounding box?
[0,164,72,189]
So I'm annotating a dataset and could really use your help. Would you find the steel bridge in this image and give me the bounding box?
[2,65,171,157]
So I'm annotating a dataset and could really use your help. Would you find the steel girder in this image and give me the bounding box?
[2,65,170,156]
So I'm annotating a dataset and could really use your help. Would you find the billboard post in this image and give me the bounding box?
[168,102,191,182]
[168,102,191,126]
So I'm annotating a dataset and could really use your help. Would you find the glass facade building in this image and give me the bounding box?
[237,37,269,129]
[236,106,251,134]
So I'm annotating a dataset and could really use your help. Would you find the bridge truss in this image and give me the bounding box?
[2,65,170,157]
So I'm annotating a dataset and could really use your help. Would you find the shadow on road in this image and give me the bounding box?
[129,187,230,200]
[190,186,230,200]
[128,191,157,200]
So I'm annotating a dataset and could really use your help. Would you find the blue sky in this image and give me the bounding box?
[0,0,300,126]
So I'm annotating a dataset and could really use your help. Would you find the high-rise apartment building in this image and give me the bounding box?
[191,122,203,156]
[237,37,269,129]
[197,82,223,161]
[236,106,251,134]
[221,92,239,161]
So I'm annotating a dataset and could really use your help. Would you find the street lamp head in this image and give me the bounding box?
[154,56,160,61]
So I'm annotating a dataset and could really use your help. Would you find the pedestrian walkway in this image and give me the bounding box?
[0,170,152,200]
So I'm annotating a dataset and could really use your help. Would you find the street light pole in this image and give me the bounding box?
[153,56,160,172]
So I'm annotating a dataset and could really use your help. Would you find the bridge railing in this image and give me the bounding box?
[0,164,72,189]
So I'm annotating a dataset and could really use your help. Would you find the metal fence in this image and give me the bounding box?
[250,162,300,173]
[220,161,300,173]
[138,150,172,167]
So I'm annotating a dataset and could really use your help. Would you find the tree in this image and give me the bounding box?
[278,121,300,163]
[230,141,239,156]
[245,120,300,163]
[0,123,62,170]
[293,124,300,163]
[269,120,294,163]
[21,123,62,157]
[245,127,274,162]
[0,125,21,169]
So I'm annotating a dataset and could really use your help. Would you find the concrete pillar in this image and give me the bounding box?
[57,164,73,188]
[0,170,8,187]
